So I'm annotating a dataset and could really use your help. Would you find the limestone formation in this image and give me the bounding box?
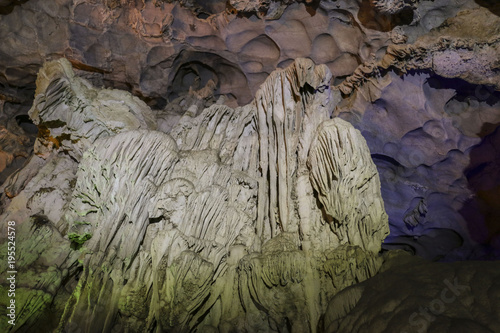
[0,0,414,107]
[228,0,304,19]
[308,119,389,253]
[337,67,500,260]
[403,197,427,228]
[28,58,156,160]
[1,58,389,333]
[329,4,500,260]
[371,0,418,15]
[339,7,500,95]
[1,0,500,332]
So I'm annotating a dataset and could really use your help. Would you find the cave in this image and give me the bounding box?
[1,0,500,332]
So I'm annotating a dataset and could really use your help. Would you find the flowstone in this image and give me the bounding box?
[1,58,389,333]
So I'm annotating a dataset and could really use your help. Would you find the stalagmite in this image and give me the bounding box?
[308,118,389,253]
[2,58,389,333]
[28,58,156,160]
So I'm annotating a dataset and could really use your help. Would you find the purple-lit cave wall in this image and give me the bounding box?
[339,71,500,260]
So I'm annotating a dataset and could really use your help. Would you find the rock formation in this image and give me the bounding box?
[334,4,500,260]
[324,251,500,333]
[28,58,156,160]
[1,0,500,332]
[1,58,388,332]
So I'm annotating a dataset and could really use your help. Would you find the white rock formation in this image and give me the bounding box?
[1,58,389,333]
[371,0,418,15]
[28,58,156,160]
[308,118,389,253]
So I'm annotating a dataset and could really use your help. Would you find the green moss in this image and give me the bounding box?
[1,287,53,330]
[73,221,91,226]
[57,276,84,332]
[68,233,92,245]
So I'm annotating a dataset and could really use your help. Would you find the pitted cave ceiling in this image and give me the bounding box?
[0,0,500,332]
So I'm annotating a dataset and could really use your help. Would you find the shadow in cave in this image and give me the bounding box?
[425,73,500,107]
[357,0,414,32]
[475,0,500,16]
[381,228,464,261]
[0,0,29,15]
[15,114,38,134]
[424,73,500,259]
[460,123,500,260]
[192,0,226,17]
[162,49,252,106]
[305,0,321,17]
[169,60,219,101]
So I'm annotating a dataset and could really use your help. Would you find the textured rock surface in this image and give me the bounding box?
[340,6,500,95]
[309,119,389,253]
[371,0,418,15]
[0,122,31,177]
[337,71,500,260]
[0,102,36,184]
[1,0,500,332]
[324,251,500,333]
[1,59,388,332]
[332,4,500,260]
[2,0,469,108]
[28,58,156,160]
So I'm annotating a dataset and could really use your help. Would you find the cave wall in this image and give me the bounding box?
[1,0,500,332]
